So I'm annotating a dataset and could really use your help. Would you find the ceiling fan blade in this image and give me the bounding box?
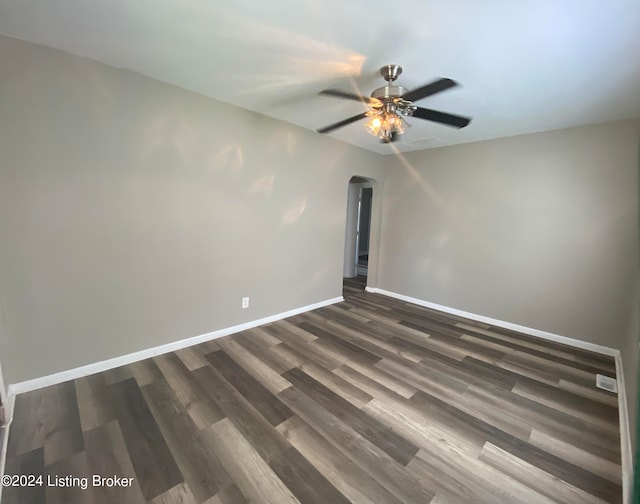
[319,89,374,105]
[412,107,471,128]
[317,112,370,134]
[402,78,458,103]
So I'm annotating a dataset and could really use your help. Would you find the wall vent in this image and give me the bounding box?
[596,374,617,393]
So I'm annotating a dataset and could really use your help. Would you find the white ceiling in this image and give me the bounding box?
[1,0,639,154]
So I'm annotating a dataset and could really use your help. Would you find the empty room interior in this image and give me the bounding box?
[0,1,639,503]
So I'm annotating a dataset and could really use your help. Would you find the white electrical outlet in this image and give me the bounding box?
[242,297,250,309]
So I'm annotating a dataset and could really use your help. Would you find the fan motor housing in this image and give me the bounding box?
[371,85,407,100]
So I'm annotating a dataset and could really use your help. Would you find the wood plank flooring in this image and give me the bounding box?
[1,290,622,503]
[343,276,367,296]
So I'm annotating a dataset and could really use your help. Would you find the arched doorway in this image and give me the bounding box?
[343,176,375,296]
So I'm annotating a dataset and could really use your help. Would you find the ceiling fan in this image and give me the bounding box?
[316,64,471,143]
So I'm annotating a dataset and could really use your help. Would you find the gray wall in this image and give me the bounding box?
[380,120,640,351]
[0,35,387,385]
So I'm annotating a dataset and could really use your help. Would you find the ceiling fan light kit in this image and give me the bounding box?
[317,64,471,143]
[364,109,406,142]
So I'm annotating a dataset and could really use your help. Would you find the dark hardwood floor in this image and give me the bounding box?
[2,290,621,503]
[343,275,367,295]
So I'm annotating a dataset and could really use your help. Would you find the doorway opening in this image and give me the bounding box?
[343,176,374,297]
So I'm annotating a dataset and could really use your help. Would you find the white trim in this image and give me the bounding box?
[368,288,618,356]
[7,296,343,396]
[0,393,14,502]
[365,286,376,293]
[0,356,6,416]
[0,328,8,504]
[4,394,13,432]
[615,353,633,504]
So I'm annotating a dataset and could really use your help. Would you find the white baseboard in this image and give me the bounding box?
[367,287,631,503]
[7,296,344,397]
[368,288,618,357]
[4,394,13,432]
[615,353,633,504]
[0,393,14,500]
[0,359,7,418]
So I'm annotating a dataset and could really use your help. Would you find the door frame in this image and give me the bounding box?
[343,175,381,288]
